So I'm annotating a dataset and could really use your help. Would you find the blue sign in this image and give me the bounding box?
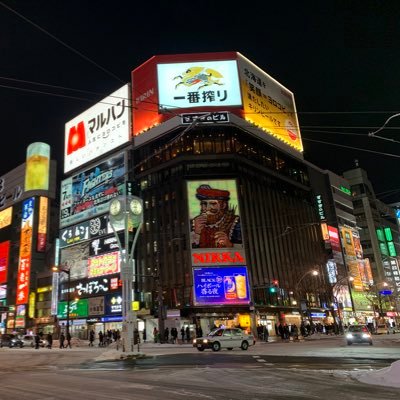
[379,290,393,296]
[193,266,250,306]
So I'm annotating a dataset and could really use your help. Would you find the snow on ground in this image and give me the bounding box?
[349,360,400,388]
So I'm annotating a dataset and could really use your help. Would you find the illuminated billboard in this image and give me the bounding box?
[236,53,302,152]
[132,52,303,153]
[37,197,48,252]
[157,60,242,110]
[60,242,90,282]
[193,266,250,306]
[0,241,10,284]
[0,207,12,229]
[64,84,131,173]
[87,251,120,278]
[187,179,245,266]
[16,198,34,305]
[57,298,88,319]
[25,142,50,191]
[60,152,126,228]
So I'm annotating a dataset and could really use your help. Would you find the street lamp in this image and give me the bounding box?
[108,195,143,355]
[52,265,71,338]
[294,269,319,326]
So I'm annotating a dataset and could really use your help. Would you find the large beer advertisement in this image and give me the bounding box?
[157,60,242,111]
[187,179,245,266]
[60,152,126,228]
[193,266,250,306]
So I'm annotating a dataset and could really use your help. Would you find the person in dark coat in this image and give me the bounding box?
[59,333,65,349]
[66,332,72,348]
[180,327,185,343]
[47,333,53,349]
[185,326,190,342]
[89,330,95,347]
[34,334,40,349]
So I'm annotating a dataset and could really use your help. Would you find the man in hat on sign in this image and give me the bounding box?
[191,184,241,248]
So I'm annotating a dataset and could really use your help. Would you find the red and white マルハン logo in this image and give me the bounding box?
[67,121,86,155]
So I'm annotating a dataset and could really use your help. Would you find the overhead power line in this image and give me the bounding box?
[0,1,124,84]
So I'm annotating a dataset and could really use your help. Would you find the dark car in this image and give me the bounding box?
[0,334,24,348]
[345,325,373,346]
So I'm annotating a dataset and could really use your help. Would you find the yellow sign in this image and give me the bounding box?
[0,207,12,229]
[238,53,303,152]
[132,301,140,311]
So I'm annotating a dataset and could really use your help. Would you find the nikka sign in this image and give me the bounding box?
[191,249,246,266]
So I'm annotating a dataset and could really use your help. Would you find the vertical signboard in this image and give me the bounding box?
[0,241,10,284]
[37,197,48,252]
[187,179,245,266]
[16,197,34,305]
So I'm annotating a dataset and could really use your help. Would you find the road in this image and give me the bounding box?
[0,334,399,400]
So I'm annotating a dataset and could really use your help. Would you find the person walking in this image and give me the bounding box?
[185,326,190,343]
[98,331,104,347]
[66,332,72,348]
[34,333,40,349]
[142,328,147,343]
[164,327,169,343]
[47,333,53,349]
[59,333,65,349]
[180,326,185,343]
[89,330,95,347]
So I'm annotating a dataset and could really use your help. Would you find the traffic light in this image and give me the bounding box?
[269,280,279,293]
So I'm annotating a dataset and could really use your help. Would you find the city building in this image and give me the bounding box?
[0,142,58,335]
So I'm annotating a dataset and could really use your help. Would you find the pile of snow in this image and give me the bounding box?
[351,360,400,388]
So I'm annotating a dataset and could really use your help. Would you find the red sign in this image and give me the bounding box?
[328,226,341,253]
[0,241,10,284]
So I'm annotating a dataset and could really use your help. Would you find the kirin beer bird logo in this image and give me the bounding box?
[173,66,225,90]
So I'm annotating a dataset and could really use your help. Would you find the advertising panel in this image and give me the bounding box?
[59,214,111,248]
[105,292,122,315]
[60,152,126,228]
[0,207,12,229]
[187,179,245,266]
[0,284,6,299]
[60,242,90,282]
[37,197,48,252]
[132,52,237,136]
[88,296,105,316]
[16,197,34,305]
[87,251,120,278]
[236,53,303,152]
[157,60,242,110]
[341,227,356,258]
[25,142,50,191]
[57,298,89,319]
[64,84,131,173]
[0,241,10,284]
[89,234,121,256]
[59,274,121,300]
[193,266,250,306]
[15,304,26,328]
[328,226,343,264]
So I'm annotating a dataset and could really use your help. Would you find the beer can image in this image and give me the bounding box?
[234,274,247,299]
[224,276,237,300]
[25,142,50,191]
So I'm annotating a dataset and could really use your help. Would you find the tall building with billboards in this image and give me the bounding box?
[0,143,57,334]
[131,52,330,337]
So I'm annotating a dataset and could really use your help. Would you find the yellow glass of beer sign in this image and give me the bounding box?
[25,142,50,191]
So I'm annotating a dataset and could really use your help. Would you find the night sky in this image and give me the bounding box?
[1,1,399,202]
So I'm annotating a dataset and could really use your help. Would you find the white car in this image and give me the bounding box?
[20,335,47,348]
[193,328,255,352]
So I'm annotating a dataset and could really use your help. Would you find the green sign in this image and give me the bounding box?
[57,299,88,318]
[339,185,351,195]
